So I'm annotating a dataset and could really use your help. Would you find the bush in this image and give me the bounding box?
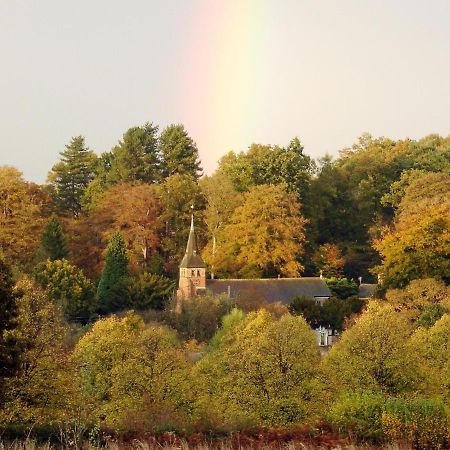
[326,277,359,299]
[328,391,385,441]
[382,397,449,449]
[128,272,175,310]
[329,392,450,447]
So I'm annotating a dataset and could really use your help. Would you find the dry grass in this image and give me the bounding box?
[0,439,413,450]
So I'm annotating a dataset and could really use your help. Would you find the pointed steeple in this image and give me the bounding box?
[180,214,206,268]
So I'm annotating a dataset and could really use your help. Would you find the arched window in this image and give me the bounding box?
[191,269,195,276]
[197,269,201,276]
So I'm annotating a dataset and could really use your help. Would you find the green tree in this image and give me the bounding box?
[409,314,450,400]
[159,174,206,268]
[39,215,69,261]
[48,136,97,217]
[195,311,319,427]
[107,122,160,184]
[128,272,175,310]
[159,124,202,179]
[212,184,307,277]
[96,232,130,314]
[35,259,95,321]
[72,313,193,432]
[323,302,419,395]
[0,259,20,403]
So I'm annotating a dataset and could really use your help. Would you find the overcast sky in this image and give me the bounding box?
[1,0,449,183]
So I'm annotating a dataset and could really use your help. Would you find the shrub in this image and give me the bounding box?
[328,391,385,441]
[326,277,359,299]
[382,397,449,449]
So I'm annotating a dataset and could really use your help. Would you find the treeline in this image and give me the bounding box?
[0,263,449,447]
[0,124,449,446]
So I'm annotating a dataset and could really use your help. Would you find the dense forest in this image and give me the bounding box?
[0,123,449,448]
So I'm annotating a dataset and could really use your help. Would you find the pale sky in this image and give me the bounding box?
[1,0,449,183]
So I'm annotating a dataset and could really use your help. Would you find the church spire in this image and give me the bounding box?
[180,211,206,268]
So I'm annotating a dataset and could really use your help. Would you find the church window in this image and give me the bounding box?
[197,269,201,276]
[191,269,195,276]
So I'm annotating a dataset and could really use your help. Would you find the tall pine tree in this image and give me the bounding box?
[108,122,160,184]
[39,215,69,261]
[49,136,97,217]
[0,258,20,403]
[96,231,129,314]
[159,124,202,179]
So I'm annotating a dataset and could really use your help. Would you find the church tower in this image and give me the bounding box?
[176,215,206,301]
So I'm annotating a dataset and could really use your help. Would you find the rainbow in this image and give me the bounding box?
[181,1,269,172]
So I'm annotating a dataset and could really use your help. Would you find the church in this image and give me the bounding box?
[176,216,376,307]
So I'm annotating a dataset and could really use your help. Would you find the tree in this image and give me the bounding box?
[195,311,319,426]
[1,277,71,426]
[212,184,307,277]
[0,259,20,403]
[385,278,450,326]
[72,313,193,431]
[374,206,450,288]
[0,167,47,265]
[39,215,69,261]
[323,302,419,395]
[326,277,359,299]
[128,273,175,310]
[312,243,345,277]
[35,259,95,321]
[159,124,202,179]
[96,232,130,314]
[200,173,243,277]
[159,174,206,268]
[48,136,97,217]
[107,122,160,184]
[94,182,163,270]
[409,314,450,400]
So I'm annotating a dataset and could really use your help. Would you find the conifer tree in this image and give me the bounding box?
[49,136,97,217]
[0,259,20,402]
[159,124,202,179]
[39,215,69,261]
[96,232,130,314]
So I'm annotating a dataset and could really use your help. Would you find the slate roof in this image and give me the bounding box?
[180,216,207,268]
[359,283,378,299]
[206,278,332,305]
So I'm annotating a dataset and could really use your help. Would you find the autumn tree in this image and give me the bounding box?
[323,302,419,395]
[35,259,95,321]
[195,311,319,426]
[38,215,69,261]
[385,278,450,326]
[159,124,202,179]
[211,184,307,278]
[48,136,97,217]
[1,278,71,426]
[200,173,243,277]
[0,259,20,404]
[409,314,450,400]
[312,243,345,277]
[374,173,450,288]
[72,313,193,431]
[94,182,163,270]
[96,232,130,314]
[0,167,46,265]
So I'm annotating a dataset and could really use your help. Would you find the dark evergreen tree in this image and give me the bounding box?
[159,124,202,179]
[39,215,68,261]
[0,259,20,402]
[49,136,97,217]
[96,231,130,314]
[108,122,160,184]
